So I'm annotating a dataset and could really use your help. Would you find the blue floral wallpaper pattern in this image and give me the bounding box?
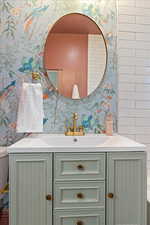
[0,0,117,146]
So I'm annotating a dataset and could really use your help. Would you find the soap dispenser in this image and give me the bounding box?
[105,113,113,136]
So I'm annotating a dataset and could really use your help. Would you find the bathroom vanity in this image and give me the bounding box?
[8,134,147,225]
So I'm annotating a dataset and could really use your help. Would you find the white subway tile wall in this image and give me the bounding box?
[117,0,150,160]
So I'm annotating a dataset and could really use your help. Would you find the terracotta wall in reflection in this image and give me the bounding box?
[44,33,88,98]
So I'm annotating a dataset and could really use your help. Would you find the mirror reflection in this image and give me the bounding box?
[44,13,107,99]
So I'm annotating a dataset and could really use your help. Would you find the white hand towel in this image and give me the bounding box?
[72,84,80,99]
[16,82,44,133]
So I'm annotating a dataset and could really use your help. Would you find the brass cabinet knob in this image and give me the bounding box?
[77,220,84,225]
[46,194,52,201]
[77,193,84,199]
[77,164,84,170]
[107,193,114,199]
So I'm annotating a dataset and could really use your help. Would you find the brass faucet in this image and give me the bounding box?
[65,113,85,136]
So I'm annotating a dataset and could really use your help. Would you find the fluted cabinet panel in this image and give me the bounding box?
[9,154,52,225]
[107,152,147,225]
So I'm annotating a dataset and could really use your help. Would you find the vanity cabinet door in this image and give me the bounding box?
[9,153,52,225]
[107,152,147,225]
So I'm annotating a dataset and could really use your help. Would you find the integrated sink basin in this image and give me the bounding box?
[41,134,109,147]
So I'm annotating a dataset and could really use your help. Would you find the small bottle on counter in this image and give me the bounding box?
[105,113,113,136]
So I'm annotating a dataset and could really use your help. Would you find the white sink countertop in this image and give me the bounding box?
[8,133,146,153]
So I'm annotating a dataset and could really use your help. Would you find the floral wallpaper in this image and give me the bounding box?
[0,0,117,147]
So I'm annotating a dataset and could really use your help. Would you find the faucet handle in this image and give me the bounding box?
[78,126,85,136]
[79,125,83,130]
[79,126,84,131]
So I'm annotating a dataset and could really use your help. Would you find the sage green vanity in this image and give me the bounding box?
[8,134,147,225]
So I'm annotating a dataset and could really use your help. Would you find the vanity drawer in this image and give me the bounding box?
[54,209,105,225]
[54,181,105,209]
[54,153,105,180]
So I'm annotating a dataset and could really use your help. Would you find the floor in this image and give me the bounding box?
[0,210,8,225]
[0,193,8,225]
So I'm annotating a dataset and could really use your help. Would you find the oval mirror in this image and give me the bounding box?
[44,13,107,99]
